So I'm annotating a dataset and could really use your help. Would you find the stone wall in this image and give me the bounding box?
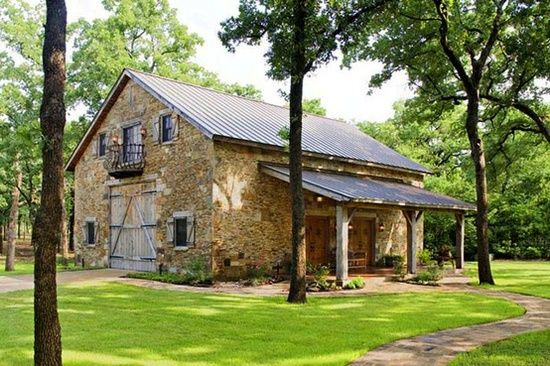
[73,79,214,271]
[212,142,424,278]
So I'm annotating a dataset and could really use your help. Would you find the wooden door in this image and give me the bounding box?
[349,218,375,265]
[306,216,330,266]
[109,183,157,272]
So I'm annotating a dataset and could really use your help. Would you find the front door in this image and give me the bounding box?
[109,183,157,272]
[306,216,330,266]
[349,218,376,266]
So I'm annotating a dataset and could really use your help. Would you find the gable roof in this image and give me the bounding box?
[66,69,431,174]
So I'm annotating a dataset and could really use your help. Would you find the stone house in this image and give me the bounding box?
[65,69,474,281]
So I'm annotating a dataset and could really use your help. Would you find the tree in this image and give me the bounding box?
[221,0,392,302]
[302,98,327,116]
[69,0,261,117]
[4,161,22,271]
[343,0,550,284]
[32,0,66,364]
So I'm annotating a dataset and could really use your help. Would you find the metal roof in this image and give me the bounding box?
[125,69,431,174]
[260,163,475,211]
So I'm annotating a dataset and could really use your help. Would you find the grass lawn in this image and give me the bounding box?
[451,330,550,366]
[0,283,523,366]
[465,260,550,298]
[0,257,81,277]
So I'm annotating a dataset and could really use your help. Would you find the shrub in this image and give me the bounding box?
[523,246,542,260]
[378,254,403,267]
[417,249,432,266]
[183,257,213,286]
[392,255,406,280]
[343,277,365,290]
[245,263,271,286]
[411,262,443,285]
[306,262,331,291]
[435,245,453,266]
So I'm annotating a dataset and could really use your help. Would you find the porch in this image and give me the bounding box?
[260,163,476,284]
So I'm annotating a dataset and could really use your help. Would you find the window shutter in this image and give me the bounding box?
[186,215,195,246]
[91,137,98,156]
[94,220,99,244]
[81,222,87,244]
[152,117,160,144]
[172,115,179,139]
[166,217,174,244]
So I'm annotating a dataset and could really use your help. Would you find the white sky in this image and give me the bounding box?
[67,0,414,123]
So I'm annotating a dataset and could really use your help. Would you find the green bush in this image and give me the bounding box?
[306,262,330,289]
[343,277,365,290]
[392,255,406,280]
[417,249,432,266]
[378,254,403,267]
[245,263,271,286]
[411,262,443,285]
[523,246,542,260]
[127,257,213,286]
[183,257,213,285]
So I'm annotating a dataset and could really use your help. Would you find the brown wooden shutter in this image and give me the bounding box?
[172,115,179,139]
[152,117,160,144]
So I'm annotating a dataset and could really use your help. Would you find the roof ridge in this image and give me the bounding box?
[124,68,349,125]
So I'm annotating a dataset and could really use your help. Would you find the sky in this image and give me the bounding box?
[66,0,414,123]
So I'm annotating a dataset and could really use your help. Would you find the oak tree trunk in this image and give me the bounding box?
[465,96,494,285]
[287,0,307,304]
[33,1,66,365]
[5,163,23,272]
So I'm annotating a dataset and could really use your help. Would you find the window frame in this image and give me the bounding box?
[174,217,188,248]
[86,221,96,245]
[160,114,173,143]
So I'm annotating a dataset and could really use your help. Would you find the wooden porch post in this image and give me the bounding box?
[404,210,423,274]
[455,212,465,269]
[336,205,349,284]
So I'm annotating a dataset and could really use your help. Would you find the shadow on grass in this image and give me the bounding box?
[0,282,524,366]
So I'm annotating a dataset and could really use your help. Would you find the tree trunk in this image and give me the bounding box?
[5,164,22,272]
[33,1,66,365]
[465,96,494,285]
[287,0,307,304]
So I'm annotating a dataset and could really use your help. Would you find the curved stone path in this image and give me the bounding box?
[349,290,550,366]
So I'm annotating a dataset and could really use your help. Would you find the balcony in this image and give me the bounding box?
[103,143,145,179]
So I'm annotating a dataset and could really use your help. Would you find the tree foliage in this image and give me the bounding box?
[69,0,261,116]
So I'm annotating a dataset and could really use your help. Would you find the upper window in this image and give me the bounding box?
[174,217,187,247]
[98,133,107,157]
[122,124,142,163]
[161,114,173,143]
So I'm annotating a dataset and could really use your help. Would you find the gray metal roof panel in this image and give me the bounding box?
[126,69,431,174]
[261,163,475,211]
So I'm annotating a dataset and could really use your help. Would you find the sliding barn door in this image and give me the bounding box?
[109,183,157,272]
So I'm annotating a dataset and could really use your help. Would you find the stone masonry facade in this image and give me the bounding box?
[73,79,424,278]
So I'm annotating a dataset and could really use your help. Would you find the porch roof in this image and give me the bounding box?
[260,163,476,212]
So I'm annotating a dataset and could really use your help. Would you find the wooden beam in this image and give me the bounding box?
[404,210,421,274]
[455,213,465,269]
[336,205,349,284]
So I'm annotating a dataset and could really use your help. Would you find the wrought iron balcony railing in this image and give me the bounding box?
[103,143,145,178]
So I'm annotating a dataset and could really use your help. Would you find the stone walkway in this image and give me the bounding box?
[0,269,128,293]
[349,290,550,366]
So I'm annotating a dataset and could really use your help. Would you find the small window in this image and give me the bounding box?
[86,221,96,245]
[98,133,107,157]
[161,114,173,143]
[174,217,187,247]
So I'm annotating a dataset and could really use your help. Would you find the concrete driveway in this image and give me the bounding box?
[0,269,128,294]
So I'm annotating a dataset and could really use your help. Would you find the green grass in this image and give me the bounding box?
[0,283,523,366]
[465,260,550,298]
[451,330,550,366]
[0,257,82,277]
